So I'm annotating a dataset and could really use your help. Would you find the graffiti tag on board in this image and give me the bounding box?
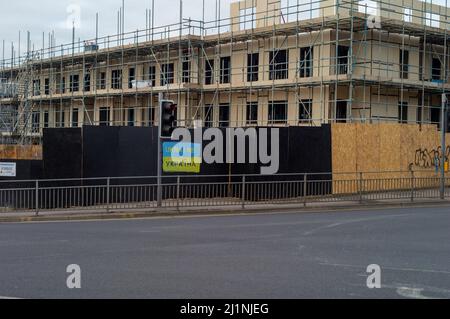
[412,146,450,169]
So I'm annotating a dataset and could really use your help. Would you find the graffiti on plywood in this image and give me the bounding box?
[412,146,450,169]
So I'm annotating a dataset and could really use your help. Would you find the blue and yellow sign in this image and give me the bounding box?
[163,142,202,173]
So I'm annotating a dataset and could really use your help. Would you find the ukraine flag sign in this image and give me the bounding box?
[163,142,202,173]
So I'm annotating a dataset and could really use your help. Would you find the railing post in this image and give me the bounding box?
[411,171,415,202]
[241,175,246,209]
[35,180,39,217]
[106,177,110,213]
[176,176,180,211]
[303,173,308,207]
[359,172,363,204]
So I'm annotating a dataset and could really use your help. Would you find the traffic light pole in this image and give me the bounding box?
[157,95,177,208]
[157,93,164,208]
[440,94,447,200]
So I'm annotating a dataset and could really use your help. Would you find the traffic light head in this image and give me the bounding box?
[160,100,177,138]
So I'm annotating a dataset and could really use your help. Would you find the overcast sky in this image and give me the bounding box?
[0,0,233,60]
[4,0,450,61]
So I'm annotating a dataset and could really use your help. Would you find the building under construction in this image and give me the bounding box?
[1,0,450,145]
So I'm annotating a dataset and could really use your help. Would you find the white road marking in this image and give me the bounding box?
[0,296,22,299]
[303,213,410,236]
[319,262,450,275]
[396,287,432,299]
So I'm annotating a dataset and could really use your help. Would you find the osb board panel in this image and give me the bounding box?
[0,145,42,160]
[332,123,450,194]
[331,124,357,176]
[379,124,401,179]
[356,123,381,176]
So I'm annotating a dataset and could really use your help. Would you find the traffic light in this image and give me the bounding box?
[160,100,177,138]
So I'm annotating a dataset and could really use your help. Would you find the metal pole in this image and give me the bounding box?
[176,176,180,211]
[241,175,246,209]
[359,172,363,203]
[106,177,110,213]
[303,173,307,207]
[157,93,164,207]
[35,180,39,216]
[441,94,447,199]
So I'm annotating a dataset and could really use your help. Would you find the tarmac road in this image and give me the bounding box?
[1,206,450,299]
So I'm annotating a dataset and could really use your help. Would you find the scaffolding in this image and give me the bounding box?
[1,0,450,145]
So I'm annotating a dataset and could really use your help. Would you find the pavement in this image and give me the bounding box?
[1,205,450,299]
[1,195,449,223]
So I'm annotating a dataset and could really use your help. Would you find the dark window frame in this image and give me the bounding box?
[33,79,41,96]
[44,78,50,95]
[99,107,110,126]
[299,99,313,123]
[182,61,190,83]
[220,56,231,84]
[161,63,175,86]
[432,58,441,81]
[43,111,50,128]
[247,53,259,82]
[398,101,409,124]
[148,66,156,87]
[128,108,135,127]
[205,59,215,85]
[269,50,289,80]
[58,110,66,128]
[84,72,91,92]
[31,112,40,133]
[400,49,409,79]
[219,103,230,127]
[72,108,79,128]
[300,47,313,78]
[128,67,135,89]
[268,101,288,124]
[337,46,349,75]
[246,102,258,125]
[111,69,122,89]
[61,76,66,93]
[99,72,106,90]
[69,74,80,92]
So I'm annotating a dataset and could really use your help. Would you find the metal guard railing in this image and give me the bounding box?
[0,171,449,215]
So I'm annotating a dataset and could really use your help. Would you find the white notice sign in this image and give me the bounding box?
[0,162,16,177]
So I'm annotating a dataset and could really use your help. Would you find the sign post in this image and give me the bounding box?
[157,94,164,207]
[441,94,447,199]
[157,94,177,207]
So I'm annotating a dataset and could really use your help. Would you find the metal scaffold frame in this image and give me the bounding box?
[1,0,450,145]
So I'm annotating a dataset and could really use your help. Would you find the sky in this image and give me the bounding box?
[2,0,450,61]
[0,0,233,61]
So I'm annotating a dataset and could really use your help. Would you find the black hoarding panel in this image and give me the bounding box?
[36,125,333,207]
[43,128,82,179]
[0,160,43,181]
[0,160,43,210]
[82,126,120,178]
[80,125,332,181]
[287,125,332,174]
[83,126,158,178]
[117,126,158,177]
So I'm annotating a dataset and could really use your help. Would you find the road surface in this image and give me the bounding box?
[1,206,450,299]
